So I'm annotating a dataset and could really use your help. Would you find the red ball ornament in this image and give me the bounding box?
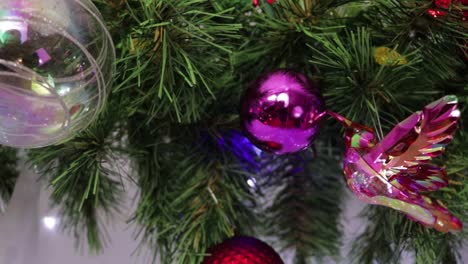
[202,236,284,264]
[240,70,326,155]
[427,0,468,19]
[462,0,468,19]
[252,0,275,7]
[428,0,452,18]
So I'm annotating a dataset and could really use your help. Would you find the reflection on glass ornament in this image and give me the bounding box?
[240,70,325,155]
[330,95,462,233]
[0,0,115,148]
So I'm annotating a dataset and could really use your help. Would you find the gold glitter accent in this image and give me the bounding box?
[130,27,164,54]
[374,47,407,66]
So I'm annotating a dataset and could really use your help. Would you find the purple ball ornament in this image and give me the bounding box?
[240,70,326,155]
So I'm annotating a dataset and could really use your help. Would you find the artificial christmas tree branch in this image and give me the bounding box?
[129,123,257,264]
[265,153,344,264]
[102,0,242,124]
[28,104,125,253]
[351,207,463,264]
[360,1,467,83]
[0,147,18,213]
[309,27,425,134]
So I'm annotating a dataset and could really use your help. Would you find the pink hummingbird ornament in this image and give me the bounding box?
[329,95,462,232]
[252,0,275,7]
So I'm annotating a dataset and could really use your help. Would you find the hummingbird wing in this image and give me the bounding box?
[364,95,459,192]
[387,164,448,192]
[347,152,461,232]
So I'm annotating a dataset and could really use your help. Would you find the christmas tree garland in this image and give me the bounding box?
[0,0,467,263]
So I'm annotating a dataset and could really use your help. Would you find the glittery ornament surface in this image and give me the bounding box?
[203,236,284,264]
[428,0,452,18]
[240,70,325,155]
[252,0,275,7]
[428,0,468,19]
[461,0,468,19]
[374,47,407,66]
[0,0,115,148]
[330,95,462,232]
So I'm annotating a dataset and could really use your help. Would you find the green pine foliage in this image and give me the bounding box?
[0,0,466,263]
[0,147,18,213]
[265,152,344,264]
[308,27,425,137]
[100,0,242,123]
[28,103,125,253]
[129,125,256,264]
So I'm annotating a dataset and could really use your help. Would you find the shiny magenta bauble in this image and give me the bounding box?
[240,70,325,155]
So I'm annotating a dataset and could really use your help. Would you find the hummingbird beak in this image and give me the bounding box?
[314,110,327,122]
[327,111,354,128]
[328,110,376,149]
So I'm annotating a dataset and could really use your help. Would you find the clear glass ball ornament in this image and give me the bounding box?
[0,0,115,148]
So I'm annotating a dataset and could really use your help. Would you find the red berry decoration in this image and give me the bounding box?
[203,236,284,264]
[240,69,326,155]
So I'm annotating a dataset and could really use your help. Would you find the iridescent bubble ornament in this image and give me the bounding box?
[0,0,115,148]
[240,70,326,155]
